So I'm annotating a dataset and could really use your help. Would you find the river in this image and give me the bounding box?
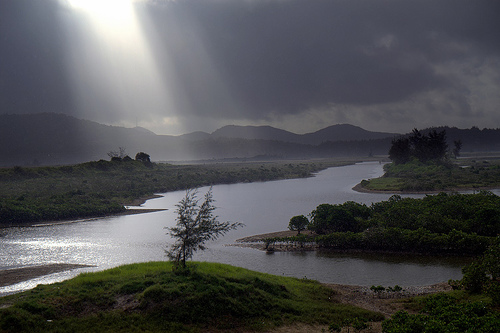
[0,162,476,296]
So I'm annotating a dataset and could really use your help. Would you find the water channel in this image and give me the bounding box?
[0,162,477,296]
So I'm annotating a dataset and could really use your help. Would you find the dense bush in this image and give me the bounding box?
[305,192,499,255]
[382,294,500,333]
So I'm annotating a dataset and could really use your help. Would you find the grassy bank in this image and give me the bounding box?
[0,159,353,226]
[0,262,383,332]
[360,159,500,192]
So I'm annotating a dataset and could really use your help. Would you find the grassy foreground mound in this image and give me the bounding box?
[0,262,383,332]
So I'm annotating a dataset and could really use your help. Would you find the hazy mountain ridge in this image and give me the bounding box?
[1,113,499,166]
[210,124,398,145]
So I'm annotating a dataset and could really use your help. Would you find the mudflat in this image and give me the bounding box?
[0,263,93,287]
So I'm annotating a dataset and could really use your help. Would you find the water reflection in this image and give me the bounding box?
[0,162,477,295]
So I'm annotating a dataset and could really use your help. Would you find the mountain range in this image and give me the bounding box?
[1,113,499,167]
[180,124,397,145]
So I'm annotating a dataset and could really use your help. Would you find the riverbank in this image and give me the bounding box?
[0,261,386,333]
[352,182,500,194]
[0,264,94,288]
[0,262,451,333]
[0,207,166,229]
[1,159,354,228]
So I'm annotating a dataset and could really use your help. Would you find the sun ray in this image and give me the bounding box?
[67,0,134,24]
[59,0,177,135]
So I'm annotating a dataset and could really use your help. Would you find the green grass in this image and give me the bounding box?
[0,262,383,332]
[361,159,500,192]
[383,291,500,332]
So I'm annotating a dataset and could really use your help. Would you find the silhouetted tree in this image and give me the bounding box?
[166,188,243,268]
[135,152,151,162]
[107,147,127,160]
[388,129,448,164]
[426,129,448,161]
[453,139,463,158]
[388,137,411,164]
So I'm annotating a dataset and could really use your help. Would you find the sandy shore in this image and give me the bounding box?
[0,263,94,288]
[0,207,165,289]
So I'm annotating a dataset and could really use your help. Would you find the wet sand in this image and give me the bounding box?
[0,263,94,288]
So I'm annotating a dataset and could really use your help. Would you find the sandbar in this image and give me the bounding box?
[0,263,94,288]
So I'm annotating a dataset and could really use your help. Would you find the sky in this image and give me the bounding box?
[1,0,499,135]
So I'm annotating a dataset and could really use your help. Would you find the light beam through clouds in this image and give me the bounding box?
[59,0,180,132]
[2,0,499,135]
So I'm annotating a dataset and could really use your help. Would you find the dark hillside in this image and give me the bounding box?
[2,113,500,167]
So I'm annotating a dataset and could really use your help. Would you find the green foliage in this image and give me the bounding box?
[166,188,243,267]
[0,262,384,332]
[302,192,499,255]
[382,294,500,333]
[288,215,309,235]
[370,285,386,293]
[363,159,500,192]
[457,237,500,303]
[329,317,370,333]
[309,202,366,234]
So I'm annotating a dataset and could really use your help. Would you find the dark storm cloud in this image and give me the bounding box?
[136,0,500,120]
[1,0,499,131]
[0,0,74,115]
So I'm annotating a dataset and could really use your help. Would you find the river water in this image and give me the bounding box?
[0,162,476,295]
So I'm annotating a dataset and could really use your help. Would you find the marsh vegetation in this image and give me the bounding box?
[0,159,351,226]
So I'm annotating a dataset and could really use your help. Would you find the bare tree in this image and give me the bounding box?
[107,147,127,159]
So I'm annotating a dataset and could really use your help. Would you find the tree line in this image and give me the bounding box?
[286,192,500,255]
[388,128,462,164]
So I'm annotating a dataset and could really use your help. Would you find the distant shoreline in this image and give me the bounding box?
[352,182,500,194]
[0,207,166,229]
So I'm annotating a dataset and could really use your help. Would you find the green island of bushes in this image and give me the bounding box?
[0,159,352,227]
[265,191,500,255]
[360,159,500,192]
[0,262,383,332]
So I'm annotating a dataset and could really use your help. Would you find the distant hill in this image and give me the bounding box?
[1,113,499,167]
[209,124,398,145]
[0,113,176,166]
[211,125,301,142]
